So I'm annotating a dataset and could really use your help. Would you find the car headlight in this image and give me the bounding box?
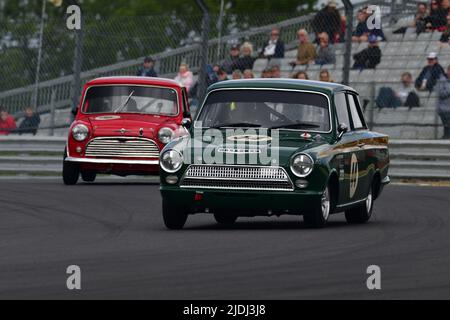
[290,153,314,178]
[158,127,175,144]
[160,149,183,173]
[72,124,89,142]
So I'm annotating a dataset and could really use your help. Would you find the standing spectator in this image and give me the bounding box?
[17,107,41,135]
[174,63,194,92]
[136,57,157,77]
[353,35,382,70]
[270,65,281,78]
[319,69,334,83]
[293,71,309,80]
[352,7,386,43]
[243,69,255,79]
[291,29,317,66]
[260,28,285,59]
[437,65,450,138]
[230,42,256,72]
[315,32,336,65]
[221,44,241,74]
[232,70,243,80]
[0,107,16,135]
[425,0,448,31]
[415,52,446,92]
[312,0,341,44]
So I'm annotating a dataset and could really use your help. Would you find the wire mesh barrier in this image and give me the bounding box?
[2,0,446,140]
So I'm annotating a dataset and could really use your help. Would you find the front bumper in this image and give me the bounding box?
[65,157,159,165]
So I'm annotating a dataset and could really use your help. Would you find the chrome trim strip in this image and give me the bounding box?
[336,197,367,208]
[194,87,333,134]
[65,157,159,165]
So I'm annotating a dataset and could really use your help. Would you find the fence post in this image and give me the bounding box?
[369,81,376,130]
[71,16,84,120]
[49,89,56,137]
[342,0,354,86]
[195,0,210,102]
[32,0,47,112]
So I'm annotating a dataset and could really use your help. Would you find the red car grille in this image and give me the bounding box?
[85,137,159,158]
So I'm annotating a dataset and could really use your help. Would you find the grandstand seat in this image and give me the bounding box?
[431,31,443,41]
[417,32,432,41]
[284,50,297,59]
[253,59,268,73]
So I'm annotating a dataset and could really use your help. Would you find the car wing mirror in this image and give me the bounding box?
[181,118,192,129]
[337,123,348,140]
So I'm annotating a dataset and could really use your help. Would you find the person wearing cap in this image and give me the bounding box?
[221,44,241,74]
[415,52,446,92]
[260,28,285,59]
[353,34,382,70]
[137,57,158,77]
[312,0,341,44]
[229,42,256,73]
[437,65,450,139]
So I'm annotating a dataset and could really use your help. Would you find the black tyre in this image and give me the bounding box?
[303,185,331,228]
[81,171,97,182]
[345,185,374,224]
[162,198,188,230]
[213,212,237,226]
[62,149,79,185]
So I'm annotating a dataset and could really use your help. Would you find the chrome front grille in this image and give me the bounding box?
[180,165,294,191]
[85,137,159,158]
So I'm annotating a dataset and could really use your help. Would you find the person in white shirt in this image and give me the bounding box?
[174,63,194,92]
[260,28,285,59]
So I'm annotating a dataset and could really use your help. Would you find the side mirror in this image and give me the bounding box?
[181,118,192,129]
[337,123,348,140]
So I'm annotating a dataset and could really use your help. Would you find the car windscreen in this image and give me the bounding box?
[195,89,330,132]
[83,85,178,116]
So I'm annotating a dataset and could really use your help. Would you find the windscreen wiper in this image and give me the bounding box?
[209,122,262,129]
[114,91,135,113]
[270,123,321,130]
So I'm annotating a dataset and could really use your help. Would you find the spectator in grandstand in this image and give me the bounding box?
[312,0,341,44]
[353,34,382,70]
[437,65,450,138]
[376,72,421,109]
[260,28,285,59]
[261,68,273,78]
[293,71,309,80]
[439,13,450,44]
[315,32,336,66]
[221,44,241,74]
[136,57,157,77]
[352,7,386,43]
[232,70,243,80]
[319,69,334,83]
[415,52,446,92]
[425,0,448,31]
[16,107,41,135]
[217,68,229,81]
[230,42,256,72]
[270,65,281,78]
[291,29,317,66]
[0,107,16,135]
[411,2,429,34]
[174,63,194,92]
[243,69,255,79]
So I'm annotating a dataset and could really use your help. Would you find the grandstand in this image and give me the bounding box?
[0,0,444,139]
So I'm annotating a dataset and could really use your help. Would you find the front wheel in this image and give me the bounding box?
[62,149,79,185]
[345,185,373,224]
[303,185,331,228]
[162,198,188,230]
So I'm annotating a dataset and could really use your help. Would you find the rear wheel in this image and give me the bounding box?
[345,185,373,224]
[214,211,237,226]
[303,185,331,228]
[62,149,79,185]
[162,198,188,230]
[81,171,97,182]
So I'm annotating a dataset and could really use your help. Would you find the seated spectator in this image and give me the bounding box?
[243,69,255,79]
[261,68,272,78]
[376,72,421,109]
[437,65,450,138]
[312,0,341,44]
[291,29,317,66]
[353,35,382,70]
[0,107,17,135]
[230,42,256,72]
[270,65,281,78]
[260,28,285,59]
[315,32,336,65]
[217,68,229,81]
[440,13,450,44]
[136,57,157,77]
[17,107,41,135]
[221,44,241,74]
[232,70,243,80]
[415,52,446,92]
[319,69,334,82]
[425,0,448,31]
[352,7,386,43]
[174,63,194,92]
[293,71,309,80]
[412,2,429,34]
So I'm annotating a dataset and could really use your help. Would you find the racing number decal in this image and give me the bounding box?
[349,153,359,199]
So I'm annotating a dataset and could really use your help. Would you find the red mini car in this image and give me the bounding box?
[63,76,191,185]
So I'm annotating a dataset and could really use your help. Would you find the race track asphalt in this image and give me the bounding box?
[0,178,449,300]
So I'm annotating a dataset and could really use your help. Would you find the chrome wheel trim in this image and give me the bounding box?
[366,188,373,215]
[321,186,331,221]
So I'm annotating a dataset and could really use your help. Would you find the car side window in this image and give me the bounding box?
[334,93,350,128]
[347,94,366,130]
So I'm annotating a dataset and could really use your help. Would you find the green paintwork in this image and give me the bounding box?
[160,80,390,217]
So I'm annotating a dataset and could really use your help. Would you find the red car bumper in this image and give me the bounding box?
[65,157,159,175]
